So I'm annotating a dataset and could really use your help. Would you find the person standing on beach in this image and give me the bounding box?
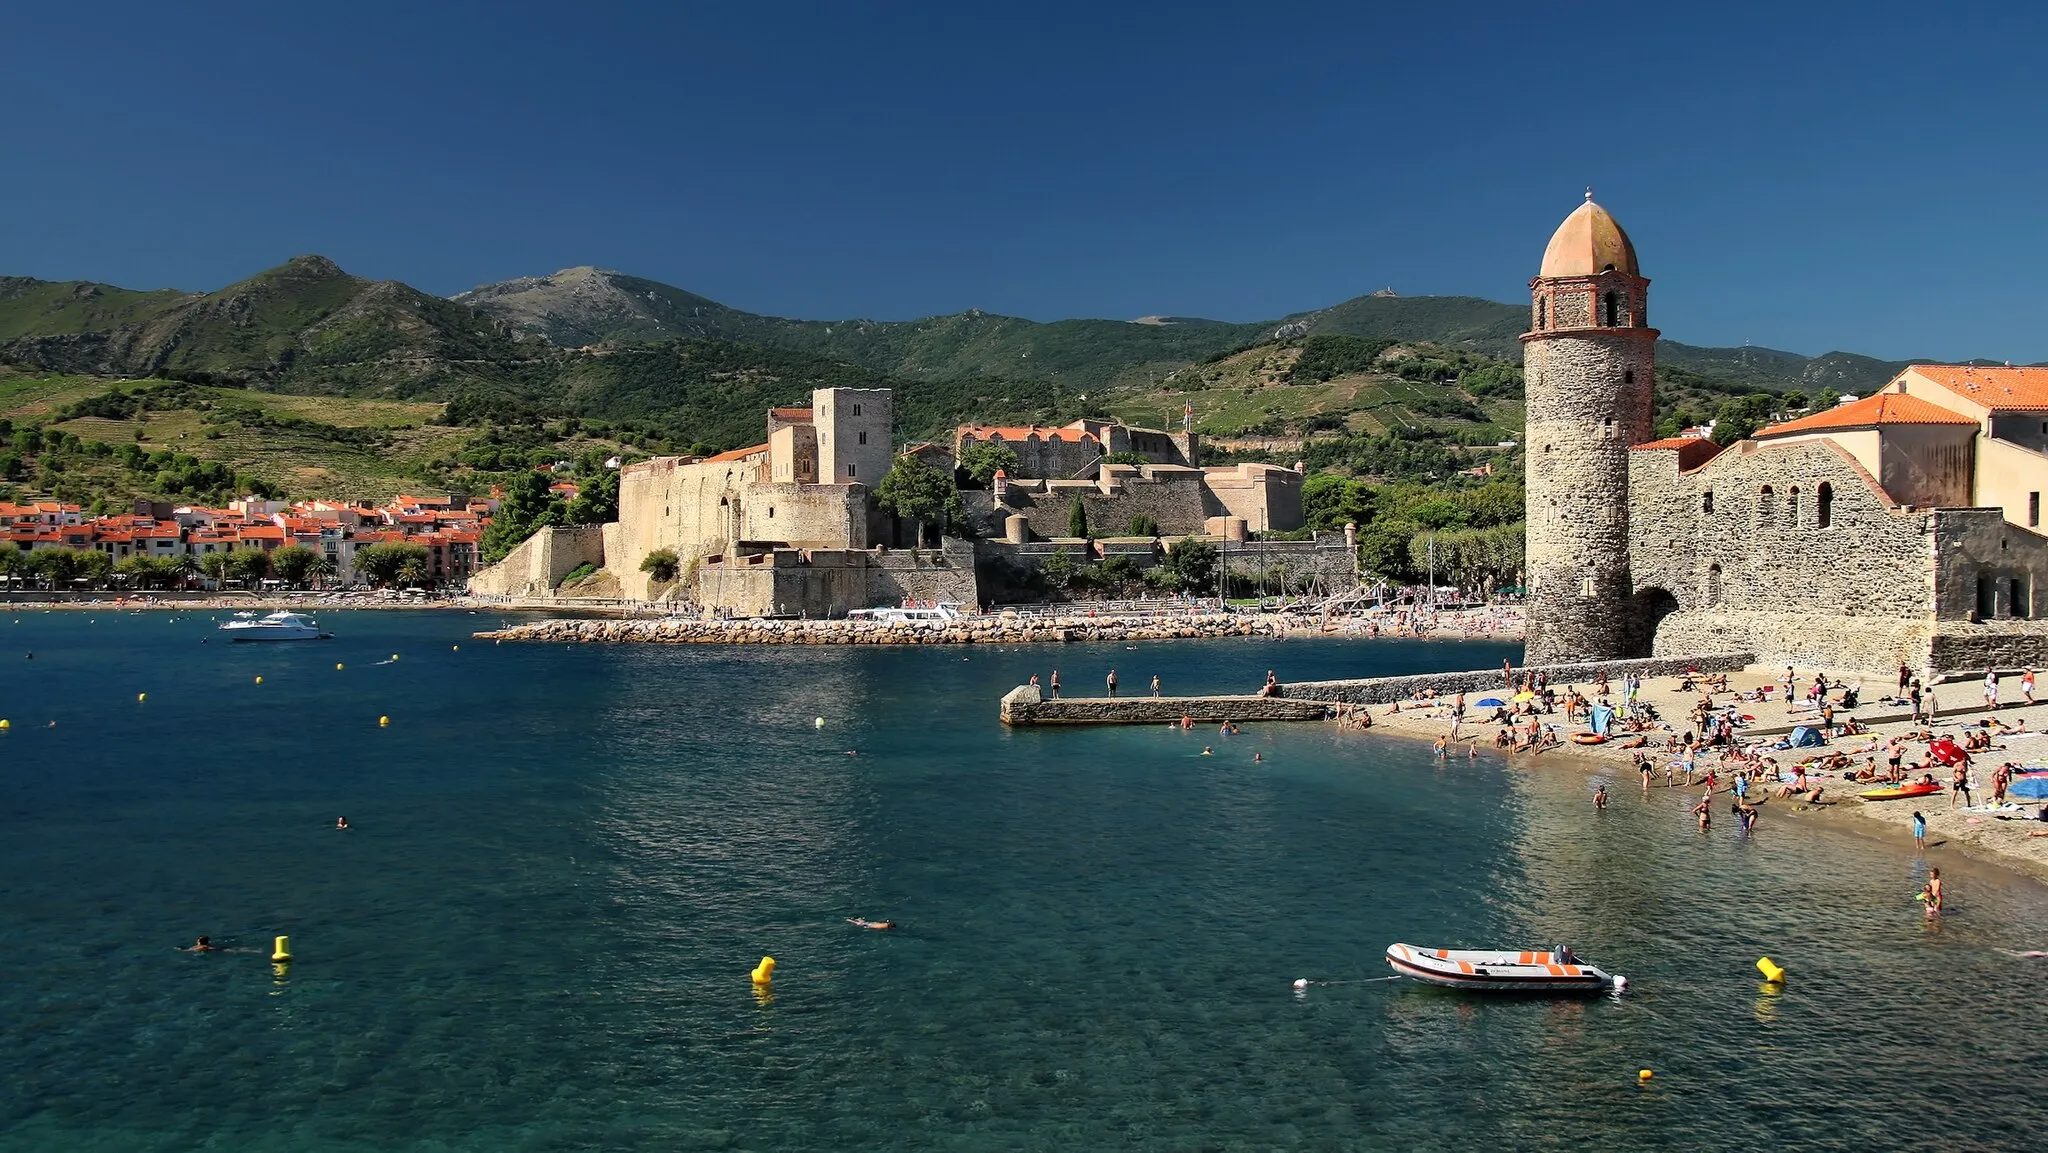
[1983,668,2001,712]
[2024,667,2037,707]
[1912,810,1927,851]
[1908,680,1924,723]
[1150,674,1161,698]
[1900,663,1913,695]
[1049,670,1061,699]
[1106,669,1118,698]
[1952,762,1973,809]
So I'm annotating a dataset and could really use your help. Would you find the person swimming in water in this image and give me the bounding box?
[847,918,896,930]
[336,816,349,830]
[182,936,218,952]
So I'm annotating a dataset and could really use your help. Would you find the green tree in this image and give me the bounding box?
[76,549,113,587]
[1711,393,1779,445]
[1816,388,1841,411]
[115,555,157,588]
[397,558,431,588]
[1359,518,1420,582]
[0,543,25,584]
[640,548,680,583]
[198,550,234,585]
[480,470,564,563]
[167,553,200,587]
[1041,548,1075,592]
[565,468,619,525]
[1163,536,1218,593]
[1128,514,1159,537]
[874,455,962,547]
[229,548,272,584]
[1301,474,1372,531]
[307,554,336,585]
[958,443,1020,488]
[1101,451,1150,467]
[356,541,430,587]
[270,544,317,587]
[1403,497,1472,531]
[1066,496,1090,540]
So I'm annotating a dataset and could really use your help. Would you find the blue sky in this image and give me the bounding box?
[7,1,2045,361]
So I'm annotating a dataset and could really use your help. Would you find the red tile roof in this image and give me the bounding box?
[959,425,1098,443]
[1908,365,2048,412]
[1755,392,1977,438]
[704,443,769,463]
[769,407,814,420]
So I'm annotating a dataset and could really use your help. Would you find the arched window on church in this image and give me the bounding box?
[1789,486,1801,527]
[1758,484,1776,520]
[1602,292,1620,327]
[1536,297,1546,329]
[1816,483,1833,528]
[1706,563,1723,607]
[1702,490,1713,514]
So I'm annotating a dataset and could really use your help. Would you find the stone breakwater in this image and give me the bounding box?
[473,613,1298,646]
[999,686,1331,725]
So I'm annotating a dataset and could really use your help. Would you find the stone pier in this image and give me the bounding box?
[998,685,1332,725]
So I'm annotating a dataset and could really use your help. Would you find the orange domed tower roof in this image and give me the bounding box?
[1539,192,1639,278]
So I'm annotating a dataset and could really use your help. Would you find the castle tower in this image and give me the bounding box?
[813,387,892,487]
[1522,194,1658,665]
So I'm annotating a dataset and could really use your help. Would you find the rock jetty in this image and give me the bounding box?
[474,612,1295,646]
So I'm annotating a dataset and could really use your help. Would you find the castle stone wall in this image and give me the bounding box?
[466,525,607,598]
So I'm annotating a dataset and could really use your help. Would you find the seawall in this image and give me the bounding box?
[475,612,1296,646]
[992,652,1756,726]
[999,686,1331,725]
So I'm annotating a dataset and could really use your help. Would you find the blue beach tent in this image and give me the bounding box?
[2011,775,2048,800]
[1787,726,1824,748]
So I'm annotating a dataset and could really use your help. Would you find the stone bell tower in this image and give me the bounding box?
[1521,193,1658,665]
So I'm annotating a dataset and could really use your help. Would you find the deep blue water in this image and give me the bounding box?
[2,610,2046,1151]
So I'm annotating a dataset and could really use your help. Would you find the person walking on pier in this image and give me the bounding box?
[1151,674,1161,697]
[1049,670,1061,699]
[1106,669,1119,698]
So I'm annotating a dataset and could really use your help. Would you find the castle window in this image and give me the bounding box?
[1580,577,1596,597]
[847,464,857,478]
[1817,482,1833,529]
[1788,486,1801,527]
[768,507,775,518]
[1707,563,1723,606]
[1703,490,1714,514]
[852,404,862,416]
[2031,491,2040,528]
[1624,370,1635,385]
[1602,417,1614,440]
[1758,485,1776,519]
[1602,292,1620,326]
[858,431,867,445]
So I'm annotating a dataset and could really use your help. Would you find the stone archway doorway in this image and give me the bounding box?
[1628,587,1681,658]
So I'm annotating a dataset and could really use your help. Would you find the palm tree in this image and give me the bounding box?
[307,554,336,589]
[198,551,233,587]
[397,559,430,589]
[168,553,200,589]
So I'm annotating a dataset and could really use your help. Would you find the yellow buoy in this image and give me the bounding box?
[1756,956,1785,983]
[814,717,825,728]
[1638,1069,1653,1082]
[0,719,10,730]
[378,715,390,727]
[254,676,263,684]
[272,935,292,962]
[451,645,459,651]
[137,693,147,702]
[390,654,398,661]
[336,662,344,670]
[751,956,776,985]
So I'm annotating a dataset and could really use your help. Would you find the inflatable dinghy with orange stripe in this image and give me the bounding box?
[1386,943,1624,993]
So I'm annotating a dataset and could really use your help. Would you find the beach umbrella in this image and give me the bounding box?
[2011,775,2048,800]
[1513,691,1536,703]
[1476,697,1506,708]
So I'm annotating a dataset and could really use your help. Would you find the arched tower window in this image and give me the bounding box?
[1789,486,1801,527]
[1707,563,1723,607]
[1624,370,1635,385]
[1816,483,1833,529]
[1759,485,1776,520]
[1602,291,1620,327]
[1535,297,1546,329]
[1702,490,1714,514]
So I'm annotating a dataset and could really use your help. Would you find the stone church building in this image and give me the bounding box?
[1526,196,2048,674]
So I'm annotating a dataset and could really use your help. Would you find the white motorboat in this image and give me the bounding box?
[217,610,331,642]
[1386,942,1624,994]
[846,602,967,625]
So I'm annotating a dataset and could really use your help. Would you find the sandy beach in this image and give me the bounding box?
[1346,663,2048,885]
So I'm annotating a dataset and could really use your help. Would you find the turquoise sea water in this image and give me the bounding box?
[2,609,2046,1151]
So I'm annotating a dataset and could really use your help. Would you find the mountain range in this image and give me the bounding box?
[0,255,1969,433]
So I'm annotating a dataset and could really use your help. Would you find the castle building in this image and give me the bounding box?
[1525,197,2048,674]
